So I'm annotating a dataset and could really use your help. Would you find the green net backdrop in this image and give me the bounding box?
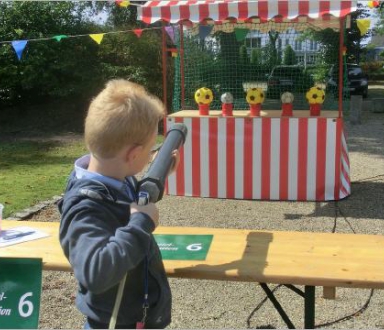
[171,21,349,113]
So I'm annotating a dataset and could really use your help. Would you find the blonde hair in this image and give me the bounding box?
[85,80,165,159]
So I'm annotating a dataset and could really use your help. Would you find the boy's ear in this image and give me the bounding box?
[125,145,143,163]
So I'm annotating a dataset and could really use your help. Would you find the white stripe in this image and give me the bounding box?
[166,118,177,194]
[270,119,280,200]
[217,118,227,198]
[342,157,350,176]
[307,119,317,200]
[170,4,180,23]
[247,1,258,18]
[235,119,244,199]
[228,2,239,19]
[267,0,279,20]
[324,119,336,201]
[330,0,341,17]
[200,117,210,197]
[183,118,193,196]
[288,118,298,200]
[309,0,320,18]
[209,3,220,21]
[189,2,200,22]
[340,172,350,194]
[252,119,262,199]
[288,0,299,19]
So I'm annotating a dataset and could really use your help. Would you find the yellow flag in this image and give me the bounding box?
[90,34,105,45]
[357,19,371,36]
[118,1,130,7]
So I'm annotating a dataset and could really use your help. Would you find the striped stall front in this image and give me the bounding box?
[165,116,351,201]
[138,0,358,24]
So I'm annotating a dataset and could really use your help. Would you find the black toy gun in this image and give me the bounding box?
[137,123,188,205]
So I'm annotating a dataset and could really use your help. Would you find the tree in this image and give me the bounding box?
[283,45,297,65]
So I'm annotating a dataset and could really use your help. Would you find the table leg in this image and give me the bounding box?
[304,286,315,329]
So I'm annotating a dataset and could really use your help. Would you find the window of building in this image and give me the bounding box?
[295,40,302,51]
[246,37,262,49]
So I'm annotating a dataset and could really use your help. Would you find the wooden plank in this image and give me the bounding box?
[168,110,340,118]
[1,221,384,289]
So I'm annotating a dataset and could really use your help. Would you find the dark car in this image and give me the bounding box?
[266,65,314,99]
[326,64,368,98]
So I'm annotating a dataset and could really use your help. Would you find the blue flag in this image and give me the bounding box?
[11,40,28,60]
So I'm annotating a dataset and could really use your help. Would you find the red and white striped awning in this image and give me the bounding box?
[138,0,358,24]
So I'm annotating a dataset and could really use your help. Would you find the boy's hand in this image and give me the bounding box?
[131,202,159,228]
[169,149,180,175]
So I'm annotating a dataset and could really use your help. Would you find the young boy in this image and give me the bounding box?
[59,80,178,329]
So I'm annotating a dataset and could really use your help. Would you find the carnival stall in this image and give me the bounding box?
[137,0,355,201]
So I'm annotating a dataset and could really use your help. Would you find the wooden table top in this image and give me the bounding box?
[168,110,341,118]
[1,220,384,289]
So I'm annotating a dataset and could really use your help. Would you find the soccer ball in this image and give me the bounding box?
[220,92,234,104]
[195,87,213,105]
[246,88,265,105]
[306,87,325,105]
[281,92,294,104]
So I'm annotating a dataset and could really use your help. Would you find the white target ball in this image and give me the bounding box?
[281,92,294,104]
[221,92,234,104]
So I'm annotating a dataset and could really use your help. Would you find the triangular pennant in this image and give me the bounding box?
[11,40,28,61]
[357,19,371,36]
[89,33,105,45]
[199,25,213,40]
[116,0,130,7]
[133,29,143,38]
[52,35,68,42]
[165,26,175,43]
[234,28,249,42]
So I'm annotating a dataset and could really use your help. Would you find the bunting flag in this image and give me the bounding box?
[234,28,249,42]
[11,40,28,61]
[198,25,213,40]
[133,29,143,38]
[357,19,371,36]
[116,0,130,7]
[90,33,105,44]
[368,1,380,9]
[165,26,175,43]
[52,35,68,42]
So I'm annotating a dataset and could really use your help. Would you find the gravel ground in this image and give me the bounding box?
[24,110,384,329]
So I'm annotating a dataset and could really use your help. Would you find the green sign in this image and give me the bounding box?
[154,235,213,260]
[0,258,42,329]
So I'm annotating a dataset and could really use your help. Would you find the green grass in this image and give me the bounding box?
[0,139,87,218]
[0,135,165,218]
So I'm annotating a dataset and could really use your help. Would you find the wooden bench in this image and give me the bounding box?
[2,220,384,328]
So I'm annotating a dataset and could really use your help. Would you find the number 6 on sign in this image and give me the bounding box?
[186,243,202,251]
[18,292,34,318]
[0,258,42,329]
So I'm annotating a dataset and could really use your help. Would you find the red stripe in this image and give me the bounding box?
[278,0,289,19]
[191,118,201,197]
[199,3,209,22]
[316,118,327,201]
[298,1,309,17]
[175,117,185,196]
[209,118,218,198]
[319,1,330,18]
[142,6,153,24]
[179,4,190,21]
[243,118,253,199]
[261,118,271,200]
[340,0,352,17]
[218,2,229,21]
[238,1,248,20]
[161,6,171,22]
[279,118,289,200]
[334,118,342,200]
[226,118,235,199]
[297,118,308,201]
[258,0,269,20]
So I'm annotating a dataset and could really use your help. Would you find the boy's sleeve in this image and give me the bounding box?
[59,199,155,294]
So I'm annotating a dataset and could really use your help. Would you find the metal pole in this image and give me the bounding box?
[161,22,168,114]
[304,286,316,329]
[338,17,345,118]
[179,22,185,110]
